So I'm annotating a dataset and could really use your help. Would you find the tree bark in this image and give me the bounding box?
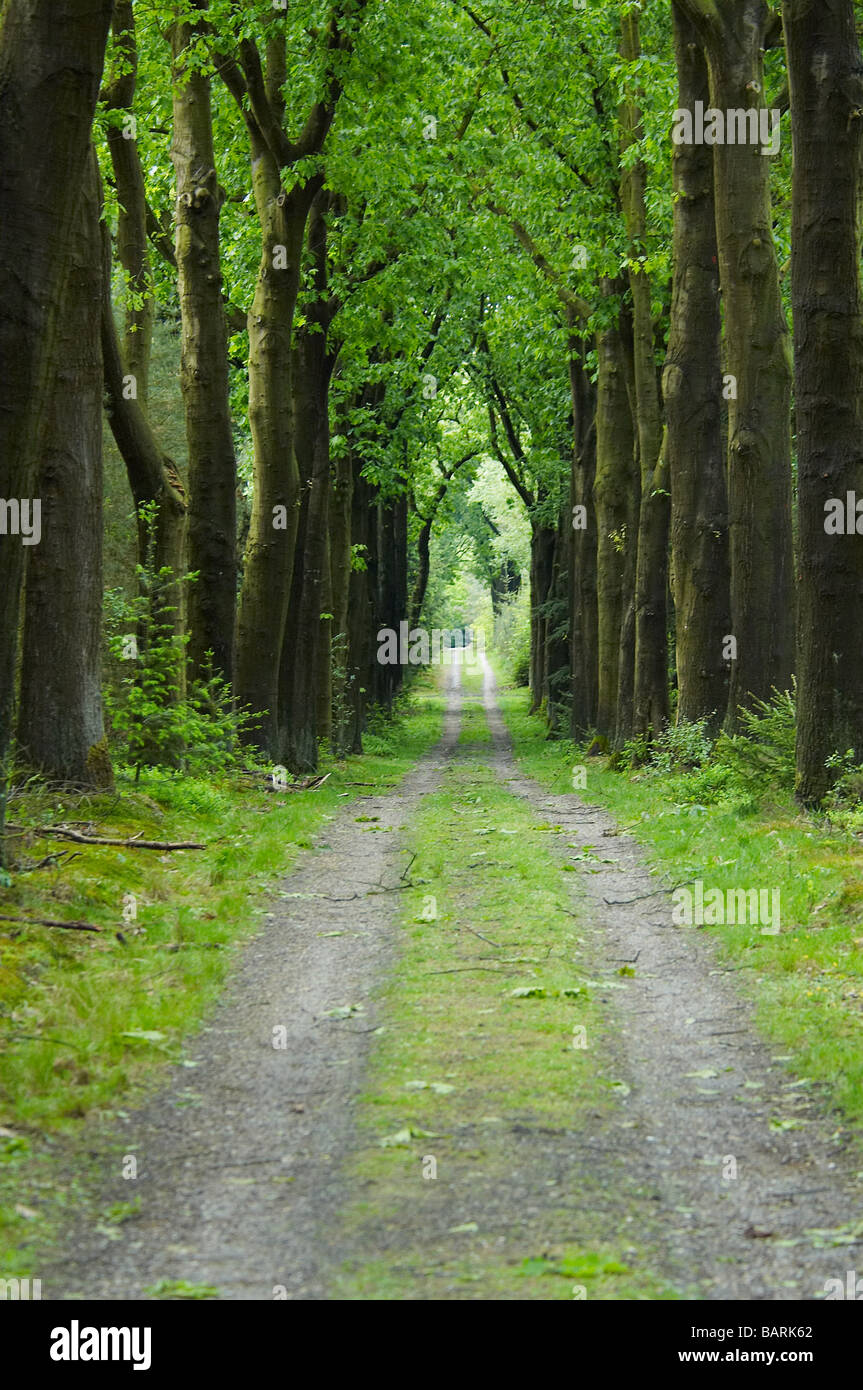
[0,0,112,857]
[529,519,556,716]
[567,331,598,736]
[594,309,638,741]
[235,154,314,752]
[785,0,863,803]
[680,0,795,724]
[103,1,154,403]
[281,196,337,772]
[329,431,354,754]
[220,11,365,755]
[100,217,187,644]
[620,8,670,742]
[171,6,237,686]
[18,148,111,787]
[545,519,571,733]
[666,3,731,732]
[346,465,375,752]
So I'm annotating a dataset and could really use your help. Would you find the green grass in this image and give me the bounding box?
[0,682,443,1276]
[332,720,678,1300]
[495,675,863,1135]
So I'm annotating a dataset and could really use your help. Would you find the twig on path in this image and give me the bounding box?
[400,851,417,882]
[603,877,695,906]
[608,952,640,964]
[0,913,101,933]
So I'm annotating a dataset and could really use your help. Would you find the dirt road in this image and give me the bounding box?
[47,663,863,1300]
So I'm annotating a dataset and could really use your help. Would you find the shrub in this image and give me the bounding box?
[104,553,260,778]
[650,717,715,773]
[713,686,797,794]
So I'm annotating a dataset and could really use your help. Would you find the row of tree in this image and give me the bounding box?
[1,0,861,868]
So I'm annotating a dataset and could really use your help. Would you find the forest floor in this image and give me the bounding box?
[30,661,863,1301]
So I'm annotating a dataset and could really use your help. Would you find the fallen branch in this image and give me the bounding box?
[266,773,331,794]
[603,877,695,906]
[20,850,81,873]
[400,851,417,882]
[425,965,507,975]
[464,926,505,948]
[34,827,204,851]
[0,913,101,933]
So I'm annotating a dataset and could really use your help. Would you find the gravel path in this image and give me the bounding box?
[482,657,863,1300]
[45,662,863,1300]
[48,671,462,1300]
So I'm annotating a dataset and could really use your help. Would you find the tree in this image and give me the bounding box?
[17,148,112,787]
[171,1,237,685]
[665,1,730,731]
[217,0,369,755]
[678,0,794,724]
[0,0,112,858]
[785,0,863,803]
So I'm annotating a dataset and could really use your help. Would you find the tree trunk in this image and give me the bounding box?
[410,513,434,631]
[681,0,794,723]
[0,0,112,858]
[346,466,375,752]
[374,497,407,710]
[620,7,670,742]
[235,160,318,752]
[545,519,571,733]
[528,520,555,714]
[593,311,637,740]
[785,0,863,803]
[103,1,154,403]
[567,331,598,736]
[282,275,336,771]
[329,436,353,754]
[665,2,730,732]
[18,147,111,787]
[171,7,237,686]
[100,217,187,644]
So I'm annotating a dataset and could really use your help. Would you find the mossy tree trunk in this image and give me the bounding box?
[171,6,237,687]
[619,7,670,744]
[0,0,112,857]
[680,0,794,725]
[594,303,638,742]
[567,329,598,737]
[281,193,337,772]
[665,2,730,732]
[18,148,111,787]
[785,0,863,803]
